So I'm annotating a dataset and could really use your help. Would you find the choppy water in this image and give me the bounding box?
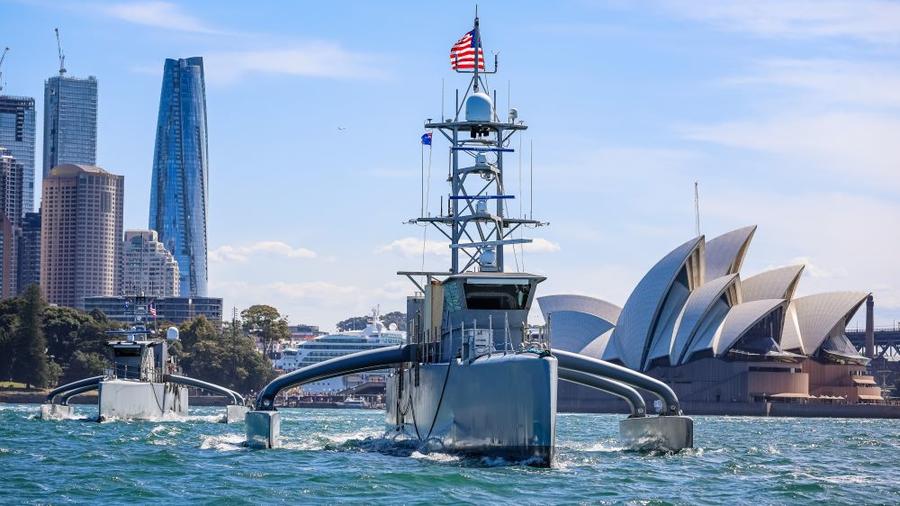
[0,404,898,504]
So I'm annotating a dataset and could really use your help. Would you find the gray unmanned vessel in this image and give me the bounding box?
[246,16,693,465]
[40,324,247,423]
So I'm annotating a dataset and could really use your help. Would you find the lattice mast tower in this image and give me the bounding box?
[415,16,544,275]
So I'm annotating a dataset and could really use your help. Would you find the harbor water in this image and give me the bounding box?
[1,404,898,504]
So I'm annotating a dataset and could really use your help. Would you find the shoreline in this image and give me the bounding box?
[5,394,899,419]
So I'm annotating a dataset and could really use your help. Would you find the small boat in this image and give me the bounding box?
[336,396,369,409]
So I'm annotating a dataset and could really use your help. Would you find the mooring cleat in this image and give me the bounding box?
[619,415,693,452]
[245,411,281,448]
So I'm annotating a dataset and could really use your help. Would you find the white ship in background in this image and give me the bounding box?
[274,309,406,393]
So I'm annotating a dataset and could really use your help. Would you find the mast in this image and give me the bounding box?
[411,15,545,276]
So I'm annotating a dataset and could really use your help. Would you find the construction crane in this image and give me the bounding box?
[55,28,66,75]
[0,47,9,93]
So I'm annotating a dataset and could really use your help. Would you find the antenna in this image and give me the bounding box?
[0,47,9,93]
[694,181,701,236]
[530,139,534,219]
[54,28,66,75]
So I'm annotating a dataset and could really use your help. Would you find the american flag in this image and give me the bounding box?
[149,304,157,317]
[450,30,485,71]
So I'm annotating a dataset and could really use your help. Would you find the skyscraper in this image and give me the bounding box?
[0,147,23,296]
[43,75,98,177]
[121,229,179,298]
[17,211,41,294]
[0,95,35,215]
[149,57,208,297]
[41,164,123,309]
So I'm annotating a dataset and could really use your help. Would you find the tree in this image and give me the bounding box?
[382,311,407,331]
[0,298,21,380]
[62,351,109,384]
[11,285,50,388]
[241,305,289,357]
[178,315,218,350]
[43,306,95,362]
[337,311,407,332]
[336,316,368,332]
[183,329,275,394]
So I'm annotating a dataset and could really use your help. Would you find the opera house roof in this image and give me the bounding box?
[540,226,869,371]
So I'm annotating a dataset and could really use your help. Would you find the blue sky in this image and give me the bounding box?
[2,0,899,330]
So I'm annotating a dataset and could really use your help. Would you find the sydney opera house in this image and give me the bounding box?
[541,226,884,412]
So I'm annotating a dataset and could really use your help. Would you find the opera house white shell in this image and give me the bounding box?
[541,225,869,370]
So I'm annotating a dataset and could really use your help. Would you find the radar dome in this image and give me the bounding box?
[389,323,399,331]
[166,326,180,341]
[465,92,493,122]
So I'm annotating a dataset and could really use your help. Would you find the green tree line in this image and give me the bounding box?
[336,311,406,332]
[0,287,277,394]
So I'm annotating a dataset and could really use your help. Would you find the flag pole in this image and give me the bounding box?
[472,13,481,92]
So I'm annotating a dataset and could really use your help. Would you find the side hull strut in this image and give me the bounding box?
[246,344,417,449]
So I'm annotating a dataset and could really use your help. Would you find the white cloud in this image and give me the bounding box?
[210,279,412,330]
[724,59,900,109]
[376,237,449,257]
[99,1,220,34]
[681,112,900,191]
[203,45,387,84]
[657,0,900,44]
[376,236,560,258]
[210,241,317,263]
[522,238,561,253]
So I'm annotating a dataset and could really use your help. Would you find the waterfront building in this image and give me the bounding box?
[41,164,123,309]
[149,57,209,298]
[542,225,884,409]
[84,295,222,324]
[42,75,98,178]
[16,211,40,294]
[289,324,323,341]
[0,95,35,214]
[0,147,23,296]
[121,230,179,298]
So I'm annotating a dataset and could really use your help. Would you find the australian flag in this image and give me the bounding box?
[421,132,432,145]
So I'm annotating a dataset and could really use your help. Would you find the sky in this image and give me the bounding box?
[1,0,899,331]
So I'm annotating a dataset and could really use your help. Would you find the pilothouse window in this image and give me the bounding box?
[464,283,531,310]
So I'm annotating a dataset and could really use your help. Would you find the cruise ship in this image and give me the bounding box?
[274,311,406,393]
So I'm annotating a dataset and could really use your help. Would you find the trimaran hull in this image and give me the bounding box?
[386,353,557,466]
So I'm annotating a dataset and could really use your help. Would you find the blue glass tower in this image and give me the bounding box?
[43,75,99,178]
[149,57,208,297]
[0,95,36,215]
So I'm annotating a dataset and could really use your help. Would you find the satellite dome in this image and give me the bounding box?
[166,326,180,341]
[465,92,493,122]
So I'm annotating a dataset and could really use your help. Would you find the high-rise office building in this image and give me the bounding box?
[17,211,41,294]
[121,229,179,298]
[150,57,209,297]
[0,95,36,215]
[0,147,23,222]
[0,147,23,296]
[41,164,123,309]
[43,75,98,178]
